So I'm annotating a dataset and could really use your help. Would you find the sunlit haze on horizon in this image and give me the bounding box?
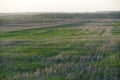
[0,0,120,13]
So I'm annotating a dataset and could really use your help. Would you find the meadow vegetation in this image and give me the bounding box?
[0,12,120,80]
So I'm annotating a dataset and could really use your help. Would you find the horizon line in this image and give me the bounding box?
[0,10,120,14]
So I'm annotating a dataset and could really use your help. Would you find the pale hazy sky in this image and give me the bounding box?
[0,0,120,12]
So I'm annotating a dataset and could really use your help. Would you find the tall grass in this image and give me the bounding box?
[0,14,120,80]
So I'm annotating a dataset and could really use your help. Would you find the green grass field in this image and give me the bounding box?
[0,13,120,80]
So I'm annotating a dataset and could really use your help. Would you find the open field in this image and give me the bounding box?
[0,12,120,80]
